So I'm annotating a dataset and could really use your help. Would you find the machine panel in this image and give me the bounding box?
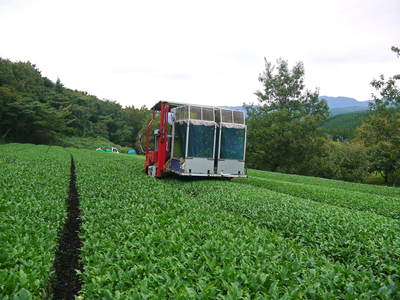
[217,159,245,176]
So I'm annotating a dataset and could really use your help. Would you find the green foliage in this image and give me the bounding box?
[2,143,400,298]
[0,144,69,297]
[358,110,400,185]
[72,149,399,298]
[237,175,400,219]
[175,179,400,297]
[320,111,370,140]
[329,106,368,116]
[364,173,387,185]
[248,168,400,198]
[358,46,400,186]
[186,179,400,278]
[118,106,149,148]
[0,86,72,144]
[0,58,149,147]
[246,58,329,175]
[317,141,371,182]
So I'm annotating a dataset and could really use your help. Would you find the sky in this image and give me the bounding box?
[0,0,399,107]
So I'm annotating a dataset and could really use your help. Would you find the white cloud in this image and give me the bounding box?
[0,0,399,107]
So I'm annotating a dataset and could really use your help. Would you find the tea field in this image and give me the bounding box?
[1,143,399,299]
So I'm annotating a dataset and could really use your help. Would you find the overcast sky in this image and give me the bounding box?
[0,0,399,107]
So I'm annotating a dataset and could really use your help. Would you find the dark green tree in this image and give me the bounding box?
[116,105,149,146]
[358,46,400,186]
[321,140,370,182]
[246,58,329,174]
[55,77,64,93]
[0,87,72,143]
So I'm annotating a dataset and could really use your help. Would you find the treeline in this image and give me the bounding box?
[246,46,400,186]
[0,58,149,147]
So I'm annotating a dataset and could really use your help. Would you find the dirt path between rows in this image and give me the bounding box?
[52,157,83,299]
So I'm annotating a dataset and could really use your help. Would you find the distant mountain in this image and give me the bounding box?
[319,96,373,115]
[319,96,372,109]
[225,96,374,116]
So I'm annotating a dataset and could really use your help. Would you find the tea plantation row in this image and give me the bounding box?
[235,176,400,219]
[1,144,399,298]
[0,144,69,297]
[248,169,400,198]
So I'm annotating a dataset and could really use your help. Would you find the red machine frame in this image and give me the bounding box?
[144,101,170,177]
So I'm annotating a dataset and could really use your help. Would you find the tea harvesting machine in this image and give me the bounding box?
[144,101,247,178]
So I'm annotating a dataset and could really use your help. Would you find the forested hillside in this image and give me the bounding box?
[0,58,148,147]
[320,111,370,140]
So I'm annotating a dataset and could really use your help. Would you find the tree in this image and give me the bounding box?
[55,77,64,93]
[320,141,370,182]
[0,87,72,143]
[358,46,400,186]
[246,58,329,174]
[117,105,149,146]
